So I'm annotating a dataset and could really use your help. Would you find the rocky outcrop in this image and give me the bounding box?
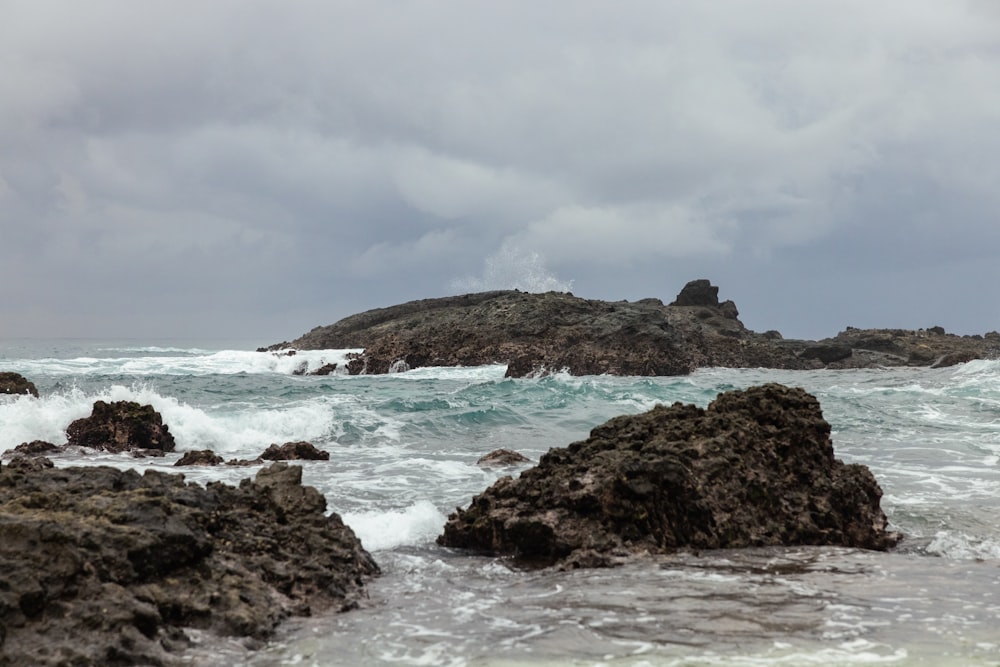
[174,450,225,466]
[476,449,532,467]
[261,441,330,461]
[438,384,900,569]
[0,372,38,398]
[264,284,781,377]
[66,401,176,453]
[263,280,1000,377]
[818,326,1000,369]
[7,440,59,456]
[0,461,378,666]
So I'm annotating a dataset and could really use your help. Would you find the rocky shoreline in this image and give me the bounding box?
[2,383,901,664]
[260,279,1000,377]
[0,459,378,666]
[5,276,992,663]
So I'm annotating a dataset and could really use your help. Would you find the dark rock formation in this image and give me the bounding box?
[818,326,1000,369]
[8,440,60,456]
[3,454,54,472]
[0,372,38,398]
[669,278,719,307]
[800,344,854,364]
[476,449,532,467]
[261,441,330,461]
[174,450,225,466]
[265,285,788,377]
[438,384,900,569]
[262,280,1000,377]
[65,401,176,453]
[0,462,378,666]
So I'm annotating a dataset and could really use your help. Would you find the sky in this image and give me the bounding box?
[2,1,998,343]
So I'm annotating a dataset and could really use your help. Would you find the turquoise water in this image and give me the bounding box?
[1,340,999,666]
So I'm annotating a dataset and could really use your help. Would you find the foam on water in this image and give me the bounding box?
[0,383,347,454]
[6,340,1000,666]
[342,500,448,551]
[0,348,364,377]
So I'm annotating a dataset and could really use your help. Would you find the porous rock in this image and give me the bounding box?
[260,441,330,461]
[669,279,719,307]
[262,280,1000,376]
[476,449,532,467]
[65,400,176,453]
[439,384,899,568]
[174,450,225,466]
[7,440,60,457]
[0,462,378,666]
[0,372,38,398]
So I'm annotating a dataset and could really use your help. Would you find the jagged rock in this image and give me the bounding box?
[310,363,339,376]
[439,384,900,568]
[6,440,60,457]
[174,450,225,466]
[0,462,378,666]
[65,401,176,453]
[476,449,532,467]
[669,279,719,307]
[260,441,330,461]
[0,372,38,398]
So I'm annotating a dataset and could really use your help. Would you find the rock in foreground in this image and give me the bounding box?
[439,384,899,568]
[0,461,378,666]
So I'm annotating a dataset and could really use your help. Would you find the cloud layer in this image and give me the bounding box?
[2,1,998,340]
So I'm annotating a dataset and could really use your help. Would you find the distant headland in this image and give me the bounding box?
[260,279,1000,377]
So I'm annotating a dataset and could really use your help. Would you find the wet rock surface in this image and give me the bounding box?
[263,280,999,377]
[0,461,379,667]
[261,441,331,461]
[476,449,532,467]
[0,372,38,398]
[66,400,177,453]
[438,384,900,569]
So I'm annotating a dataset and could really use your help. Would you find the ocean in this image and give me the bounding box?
[1,339,998,666]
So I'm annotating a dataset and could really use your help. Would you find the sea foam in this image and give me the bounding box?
[342,500,447,551]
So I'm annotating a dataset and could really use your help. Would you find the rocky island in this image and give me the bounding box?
[261,279,1000,376]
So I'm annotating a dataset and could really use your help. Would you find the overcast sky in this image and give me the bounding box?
[2,1,998,343]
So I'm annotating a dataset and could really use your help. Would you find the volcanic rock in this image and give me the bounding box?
[266,286,783,377]
[263,279,1000,376]
[7,440,60,457]
[0,372,38,398]
[65,400,176,453]
[476,449,532,467]
[0,462,378,666]
[669,279,719,307]
[260,441,330,461]
[174,450,225,466]
[438,384,900,568]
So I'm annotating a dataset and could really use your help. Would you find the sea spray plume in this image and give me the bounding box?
[450,245,574,294]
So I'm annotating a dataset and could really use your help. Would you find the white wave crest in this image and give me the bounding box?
[0,384,345,455]
[0,348,363,377]
[341,500,447,551]
[926,531,1000,561]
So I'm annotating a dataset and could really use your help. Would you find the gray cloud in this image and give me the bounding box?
[2,1,998,341]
